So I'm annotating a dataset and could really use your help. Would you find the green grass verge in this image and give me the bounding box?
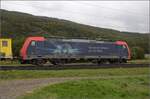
[0,60,20,65]
[0,67,149,80]
[0,60,32,66]
[20,76,149,99]
[128,59,150,64]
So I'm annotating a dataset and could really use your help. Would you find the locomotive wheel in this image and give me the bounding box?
[50,60,60,65]
[50,61,57,65]
[122,59,127,63]
[50,59,66,65]
[20,60,26,64]
[31,59,47,65]
[109,60,115,64]
[97,59,108,64]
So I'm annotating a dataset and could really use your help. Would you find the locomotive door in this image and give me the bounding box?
[30,41,36,55]
[118,45,126,58]
[121,45,128,58]
[117,45,123,59]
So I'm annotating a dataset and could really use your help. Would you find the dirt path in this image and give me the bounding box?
[0,75,148,99]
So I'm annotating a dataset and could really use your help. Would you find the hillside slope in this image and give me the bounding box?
[0,9,149,56]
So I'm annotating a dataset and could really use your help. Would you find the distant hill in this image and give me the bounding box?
[0,9,149,56]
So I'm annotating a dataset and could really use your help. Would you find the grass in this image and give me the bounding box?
[128,59,150,64]
[0,60,32,66]
[0,67,149,80]
[0,60,20,65]
[20,76,149,99]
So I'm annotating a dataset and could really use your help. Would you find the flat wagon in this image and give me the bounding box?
[0,38,13,60]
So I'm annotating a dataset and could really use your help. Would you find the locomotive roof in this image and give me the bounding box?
[46,38,114,44]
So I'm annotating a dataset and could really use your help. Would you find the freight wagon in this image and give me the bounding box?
[20,37,131,65]
[0,38,13,60]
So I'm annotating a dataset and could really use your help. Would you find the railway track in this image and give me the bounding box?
[0,64,149,70]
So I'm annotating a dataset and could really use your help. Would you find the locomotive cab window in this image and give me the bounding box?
[31,41,36,46]
[123,45,126,49]
[117,45,127,50]
[117,45,122,49]
[2,41,8,47]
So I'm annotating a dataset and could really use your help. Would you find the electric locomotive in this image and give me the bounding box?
[20,36,131,65]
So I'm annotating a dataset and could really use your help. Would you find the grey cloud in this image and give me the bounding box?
[1,1,149,33]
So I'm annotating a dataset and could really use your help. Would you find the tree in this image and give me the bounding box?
[131,47,145,59]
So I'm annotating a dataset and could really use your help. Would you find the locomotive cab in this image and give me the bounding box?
[20,37,45,64]
[115,41,131,61]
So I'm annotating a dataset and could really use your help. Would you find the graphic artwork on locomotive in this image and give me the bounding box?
[20,37,131,65]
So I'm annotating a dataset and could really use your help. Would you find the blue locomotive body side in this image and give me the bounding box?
[26,39,128,60]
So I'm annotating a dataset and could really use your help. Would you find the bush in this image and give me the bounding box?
[131,47,145,59]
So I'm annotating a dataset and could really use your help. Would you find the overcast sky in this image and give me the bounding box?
[1,1,149,33]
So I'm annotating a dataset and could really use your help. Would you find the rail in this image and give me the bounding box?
[0,64,149,70]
